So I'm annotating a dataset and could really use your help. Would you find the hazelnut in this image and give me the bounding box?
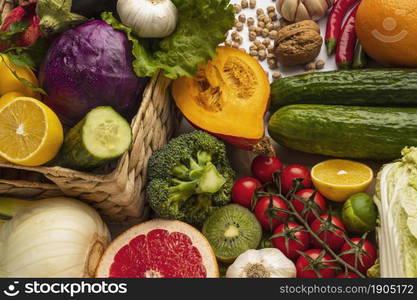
[316,60,326,70]
[250,0,256,9]
[249,25,256,32]
[258,21,265,28]
[269,30,278,40]
[254,40,262,47]
[256,8,264,16]
[236,22,244,31]
[231,41,240,48]
[272,72,282,81]
[305,62,316,71]
[269,12,278,21]
[268,58,278,69]
[274,23,281,31]
[247,17,255,26]
[249,31,257,41]
[267,53,275,59]
[250,50,258,56]
[274,20,323,66]
[233,4,242,13]
[262,39,271,47]
[238,14,246,23]
[262,28,269,37]
[267,6,275,13]
[258,14,266,22]
[241,0,248,9]
[263,16,271,24]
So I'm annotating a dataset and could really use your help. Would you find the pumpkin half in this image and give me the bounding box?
[172,47,270,151]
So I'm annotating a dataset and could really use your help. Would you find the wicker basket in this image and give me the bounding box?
[0,1,180,224]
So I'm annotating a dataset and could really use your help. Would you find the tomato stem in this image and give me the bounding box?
[286,180,365,278]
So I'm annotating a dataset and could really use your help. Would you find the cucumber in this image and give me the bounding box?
[270,69,417,111]
[54,106,132,171]
[268,105,417,160]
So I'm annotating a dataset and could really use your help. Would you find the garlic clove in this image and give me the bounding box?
[279,0,299,22]
[294,4,311,22]
[303,0,328,21]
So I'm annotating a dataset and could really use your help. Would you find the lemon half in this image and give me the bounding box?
[311,159,374,202]
[0,94,63,166]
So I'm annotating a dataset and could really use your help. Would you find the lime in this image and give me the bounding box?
[342,193,377,233]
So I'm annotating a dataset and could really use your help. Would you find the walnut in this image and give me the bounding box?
[274,20,323,66]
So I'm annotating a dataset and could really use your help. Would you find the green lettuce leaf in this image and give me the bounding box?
[102,0,234,79]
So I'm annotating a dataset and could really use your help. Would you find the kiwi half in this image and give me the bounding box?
[202,204,262,262]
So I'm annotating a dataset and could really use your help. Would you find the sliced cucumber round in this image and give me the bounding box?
[54,106,132,171]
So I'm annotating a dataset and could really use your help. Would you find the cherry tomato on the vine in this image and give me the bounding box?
[272,222,311,260]
[310,214,346,252]
[291,189,328,224]
[280,164,312,195]
[254,195,289,231]
[251,155,283,183]
[296,249,337,278]
[339,238,377,274]
[232,177,262,209]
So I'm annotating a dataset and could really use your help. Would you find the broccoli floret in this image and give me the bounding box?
[146,131,235,226]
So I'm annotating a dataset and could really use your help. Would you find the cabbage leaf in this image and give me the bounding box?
[374,147,417,277]
[102,0,234,79]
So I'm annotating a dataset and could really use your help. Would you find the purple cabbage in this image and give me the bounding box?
[39,20,148,126]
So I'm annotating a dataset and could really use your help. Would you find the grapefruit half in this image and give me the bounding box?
[95,219,219,278]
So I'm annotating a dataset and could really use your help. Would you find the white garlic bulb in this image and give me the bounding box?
[277,0,335,23]
[226,248,296,278]
[117,0,178,38]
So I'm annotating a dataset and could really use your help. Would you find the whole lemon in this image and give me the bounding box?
[0,54,40,98]
[356,0,417,67]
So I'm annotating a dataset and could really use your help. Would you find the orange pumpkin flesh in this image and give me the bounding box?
[172,47,270,151]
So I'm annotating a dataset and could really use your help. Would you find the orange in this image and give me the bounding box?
[356,0,417,67]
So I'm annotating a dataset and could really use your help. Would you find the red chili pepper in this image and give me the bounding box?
[325,0,360,56]
[0,3,41,50]
[0,6,27,32]
[18,15,41,47]
[336,3,360,69]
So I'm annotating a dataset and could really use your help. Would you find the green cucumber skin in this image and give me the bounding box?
[268,105,417,160]
[270,69,417,111]
[53,118,108,171]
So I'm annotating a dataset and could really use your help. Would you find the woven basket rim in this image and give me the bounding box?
[0,70,162,181]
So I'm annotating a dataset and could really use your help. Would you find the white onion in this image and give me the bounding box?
[0,197,110,278]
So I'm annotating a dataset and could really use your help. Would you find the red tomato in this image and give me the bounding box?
[311,215,346,252]
[251,155,283,183]
[291,189,328,224]
[272,222,311,260]
[232,177,262,209]
[280,164,312,195]
[254,195,289,231]
[296,249,336,278]
[336,272,360,278]
[339,238,377,274]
